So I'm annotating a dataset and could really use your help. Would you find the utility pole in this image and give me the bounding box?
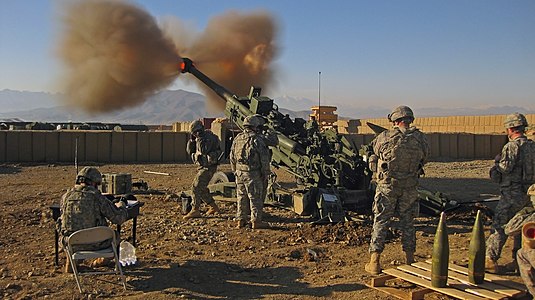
[318,71,321,125]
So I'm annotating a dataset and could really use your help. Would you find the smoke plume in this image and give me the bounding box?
[57,1,278,113]
[57,0,181,112]
[164,11,279,108]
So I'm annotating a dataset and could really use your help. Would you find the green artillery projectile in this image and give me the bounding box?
[432,212,449,287]
[468,210,485,284]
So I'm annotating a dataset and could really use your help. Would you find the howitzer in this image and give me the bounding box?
[180,58,372,222]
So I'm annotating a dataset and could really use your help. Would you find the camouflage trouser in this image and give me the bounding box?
[191,165,217,209]
[517,248,535,296]
[235,170,265,222]
[486,184,529,261]
[369,183,419,253]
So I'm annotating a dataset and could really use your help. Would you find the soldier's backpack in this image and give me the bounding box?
[520,139,535,184]
[380,129,425,179]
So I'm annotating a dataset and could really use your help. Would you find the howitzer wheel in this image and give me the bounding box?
[209,171,236,184]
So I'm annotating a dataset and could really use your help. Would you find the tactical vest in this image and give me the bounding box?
[377,129,425,182]
[520,139,535,184]
[234,132,263,172]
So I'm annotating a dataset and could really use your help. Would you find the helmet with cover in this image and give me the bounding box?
[388,106,415,123]
[76,167,102,185]
[243,115,264,128]
[503,113,528,129]
[189,120,205,133]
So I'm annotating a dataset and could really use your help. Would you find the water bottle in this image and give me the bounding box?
[119,241,137,267]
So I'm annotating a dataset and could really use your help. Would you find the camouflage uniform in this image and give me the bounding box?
[230,128,271,223]
[369,126,429,253]
[259,126,278,202]
[486,135,533,261]
[60,185,127,251]
[187,129,221,210]
[517,248,535,296]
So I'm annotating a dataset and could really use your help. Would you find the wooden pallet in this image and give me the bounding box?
[368,260,527,300]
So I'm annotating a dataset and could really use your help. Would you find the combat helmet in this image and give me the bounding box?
[503,113,528,129]
[243,115,264,128]
[76,167,102,184]
[388,105,414,123]
[189,120,204,133]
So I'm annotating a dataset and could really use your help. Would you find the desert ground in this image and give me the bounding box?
[0,159,529,299]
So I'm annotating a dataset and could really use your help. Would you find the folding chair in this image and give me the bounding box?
[65,226,127,293]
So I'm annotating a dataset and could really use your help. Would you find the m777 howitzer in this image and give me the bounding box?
[180,58,372,223]
[364,122,459,216]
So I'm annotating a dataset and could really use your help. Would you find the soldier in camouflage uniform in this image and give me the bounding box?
[230,115,271,229]
[486,113,535,273]
[60,167,128,272]
[365,106,429,275]
[505,185,535,296]
[184,120,222,219]
[253,114,278,203]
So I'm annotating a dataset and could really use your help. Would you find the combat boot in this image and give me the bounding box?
[90,257,111,268]
[405,251,415,264]
[206,202,221,215]
[485,257,499,274]
[365,252,382,275]
[183,208,202,220]
[503,260,519,275]
[236,219,247,228]
[252,220,269,229]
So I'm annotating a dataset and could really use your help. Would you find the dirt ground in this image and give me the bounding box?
[0,159,528,299]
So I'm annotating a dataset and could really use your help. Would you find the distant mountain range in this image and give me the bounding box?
[0,89,533,124]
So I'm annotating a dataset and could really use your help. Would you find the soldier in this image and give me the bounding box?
[365,105,429,275]
[59,167,128,273]
[230,115,271,229]
[253,114,278,203]
[508,185,535,296]
[486,113,535,273]
[184,120,222,219]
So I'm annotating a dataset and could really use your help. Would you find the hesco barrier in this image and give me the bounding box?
[350,114,535,134]
[0,130,508,163]
[0,130,189,163]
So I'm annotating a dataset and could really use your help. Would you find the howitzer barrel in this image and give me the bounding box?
[180,58,236,104]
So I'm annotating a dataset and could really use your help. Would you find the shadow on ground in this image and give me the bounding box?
[127,259,366,299]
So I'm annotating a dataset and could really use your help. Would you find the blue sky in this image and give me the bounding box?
[1,0,534,110]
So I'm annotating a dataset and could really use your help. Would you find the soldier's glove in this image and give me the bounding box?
[494,154,502,163]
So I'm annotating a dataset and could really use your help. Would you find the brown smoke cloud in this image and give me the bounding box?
[57,0,181,112]
[57,1,278,113]
[165,11,279,108]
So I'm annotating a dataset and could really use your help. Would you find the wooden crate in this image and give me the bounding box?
[368,261,527,300]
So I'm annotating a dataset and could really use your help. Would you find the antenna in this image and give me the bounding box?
[75,137,79,174]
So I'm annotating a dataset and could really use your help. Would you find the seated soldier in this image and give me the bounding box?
[505,184,535,296]
[59,167,128,272]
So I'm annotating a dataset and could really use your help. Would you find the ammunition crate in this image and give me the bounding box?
[100,173,132,195]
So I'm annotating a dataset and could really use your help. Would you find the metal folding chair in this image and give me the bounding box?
[65,226,127,293]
